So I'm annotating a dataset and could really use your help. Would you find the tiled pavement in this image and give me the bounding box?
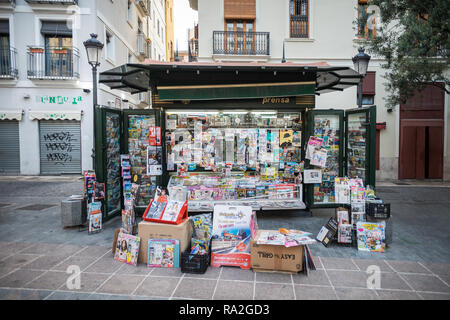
[0,241,449,300]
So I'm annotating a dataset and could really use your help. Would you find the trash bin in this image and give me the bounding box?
[61,195,87,227]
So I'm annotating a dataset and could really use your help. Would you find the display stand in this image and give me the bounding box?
[142,199,189,225]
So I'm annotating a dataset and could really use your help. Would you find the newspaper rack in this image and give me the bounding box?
[142,199,189,225]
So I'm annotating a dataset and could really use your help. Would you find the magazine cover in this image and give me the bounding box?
[160,200,184,222]
[149,126,161,146]
[84,171,96,202]
[292,131,302,147]
[356,221,386,252]
[305,136,323,160]
[351,186,366,202]
[211,205,253,269]
[146,200,167,219]
[114,232,141,266]
[147,239,180,268]
[310,148,328,168]
[94,182,105,200]
[334,177,350,204]
[280,129,293,148]
[351,202,366,229]
[316,217,338,247]
[338,224,353,244]
[146,146,162,175]
[304,169,322,184]
[88,202,102,234]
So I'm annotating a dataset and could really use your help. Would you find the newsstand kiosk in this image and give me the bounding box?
[96,61,376,220]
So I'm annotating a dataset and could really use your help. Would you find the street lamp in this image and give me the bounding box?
[352,47,371,108]
[83,33,104,172]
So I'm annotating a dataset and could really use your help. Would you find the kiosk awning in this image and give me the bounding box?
[29,111,82,121]
[157,81,315,101]
[99,61,362,99]
[0,110,23,121]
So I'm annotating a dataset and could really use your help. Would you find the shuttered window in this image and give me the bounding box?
[41,21,72,36]
[290,0,309,38]
[224,0,256,20]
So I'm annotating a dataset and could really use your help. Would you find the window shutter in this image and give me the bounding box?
[224,0,256,20]
[362,71,376,95]
[0,20,9,34]
[41,21,72,37]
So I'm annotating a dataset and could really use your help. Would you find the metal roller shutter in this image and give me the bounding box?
[0,121,20,174]
[39,120,81,174]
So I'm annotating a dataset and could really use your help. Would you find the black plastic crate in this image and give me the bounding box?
[366,202,390,219]
[181,249,210,274]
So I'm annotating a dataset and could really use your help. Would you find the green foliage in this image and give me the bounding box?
[358,0,449,108]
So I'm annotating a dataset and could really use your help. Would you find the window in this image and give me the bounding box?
[0,20,12,77]
[105,29,115,61]
[157,20,160,37]
[290,0,309,38]
[127,0,133,22]
[41,21,73,78]
[358,0,376,38]
[225,20,255,54]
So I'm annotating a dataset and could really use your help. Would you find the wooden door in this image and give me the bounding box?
[399,84,445,179]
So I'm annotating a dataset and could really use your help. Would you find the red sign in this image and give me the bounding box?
[149,126,161,146]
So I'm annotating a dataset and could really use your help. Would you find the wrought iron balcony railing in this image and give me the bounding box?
[213,31,270,56]
[27,46,80,80]
[0,0,16,7]
[137,33,151,58]
[188,39,198,62]
[135,0,150,16]
[0,47,18,79]
[25,0,78,4]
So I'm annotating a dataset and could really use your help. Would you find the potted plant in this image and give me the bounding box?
[29,46,44,53]
[54,47,68,54]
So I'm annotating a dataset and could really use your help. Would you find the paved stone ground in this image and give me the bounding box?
[0,176,449,300]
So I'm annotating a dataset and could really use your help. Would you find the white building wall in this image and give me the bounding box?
[193,0,449,181]
[0,0,165,175]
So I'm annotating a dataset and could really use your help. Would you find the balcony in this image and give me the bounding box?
[25,0,78,4]
[27,46,80,80]
[0,0,15,7]
[135,0,150,16]
[137,33,151,58]
[0,47,18,79]
[188,39,198,62]
[213,31,270,56]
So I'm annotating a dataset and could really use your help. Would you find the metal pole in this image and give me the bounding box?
[92,66,97,172]
[358,79,363,108]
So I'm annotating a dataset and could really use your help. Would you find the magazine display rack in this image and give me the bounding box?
[168,173,305,212]
[142,199,188,225]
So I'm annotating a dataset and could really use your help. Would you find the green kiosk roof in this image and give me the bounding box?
[99,60,362,101]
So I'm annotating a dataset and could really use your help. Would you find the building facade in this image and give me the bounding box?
[188,0,450,181]
[0,0,165,176]
[165,0,174,61]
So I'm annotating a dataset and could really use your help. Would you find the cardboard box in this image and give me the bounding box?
[250,230,304,273]
[137,219,192,264]
[112,228,121,255]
